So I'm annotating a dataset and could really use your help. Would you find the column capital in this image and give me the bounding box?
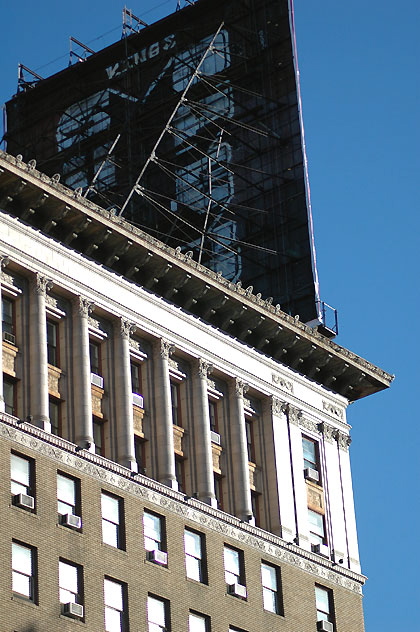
[336,430,352,451]
[230,378,249,398]
[120,318,137,339]
[155,338,176,360]
[270,396,288,416]
[73,296,94,318]
[318,421,336,443]
[198,359,213,379]
[288,404,303,426]
[31,273,53,296]
[0,255,10,270]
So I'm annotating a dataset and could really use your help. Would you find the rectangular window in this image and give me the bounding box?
[12,541,36,601]
[214,475,223,510]
[302,437,320,473]
[175,456,185,492]
[143,511,165,552]
[261,562,282,614]
[208,400,218,432]
[308,509,326,546]
[57,473,79,516]
[49,398,61,436]
[245,419,255,463]
[224,546,245,586]
[101,493,124,549]
[11,452,34,498]
[89,341,101,376]
[189,611,209,632]
[184,529,206,582]
[170,381,181,426]
[315,585,334,624]
[2,296,14,338]
[93,417,104,456]
[4,378,16,415]
[130,361,142,394]
[104,578,126,632]
[59,560,83,605]
[46,319,58,366]
[134,436,145,472]
[147,595,169,632]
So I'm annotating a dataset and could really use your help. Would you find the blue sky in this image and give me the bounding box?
[1,1,418,629]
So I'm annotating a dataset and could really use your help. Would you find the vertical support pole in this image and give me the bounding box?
[228,378,252,522]
[192,359,217,506]
[0,256,8,413]
[29,274,51,431]
[115,318,137,471]
[72,297,94,450]
[153,339,177,489]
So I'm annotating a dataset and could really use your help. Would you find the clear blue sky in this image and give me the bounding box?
[1,1,418,629]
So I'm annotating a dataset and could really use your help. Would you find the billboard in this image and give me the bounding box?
[5,0,322,324]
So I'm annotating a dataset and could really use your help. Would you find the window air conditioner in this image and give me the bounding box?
[62,602,84,618]
[3,331,16,345]
[304,467,320,483]
[210,430,221,445]
[61,513,82,530]
[132,393,144,408]
[147,549,168,566]
[13,493,35,510]
[312,543,330,558]
[90,372,104,388]
[317,620,334,632]
[227,582,247,599]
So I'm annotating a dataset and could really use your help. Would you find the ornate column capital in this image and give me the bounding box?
[318,421,336,443]
[288,404,302,426]
[271,396,288,416]
[0,255,10,270]
[229,378,249,398]
[31,273,53,296]
[198,359,213,379]
[73,296,94,318]
[336,431,352,451]
[155,338,175,360]
[120,318,137,340]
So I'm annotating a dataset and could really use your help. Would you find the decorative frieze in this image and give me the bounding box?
[272,372,294,393]
[322,400,344,420]
[298,415,319,435]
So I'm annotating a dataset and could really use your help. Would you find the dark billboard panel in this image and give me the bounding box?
[5,0,322,324]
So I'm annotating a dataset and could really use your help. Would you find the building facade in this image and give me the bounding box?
[0,151,392,631]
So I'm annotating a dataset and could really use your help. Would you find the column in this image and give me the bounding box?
[336,431,361,572]
[321,423,347,564]
[153,339,177,490]
[72,296,94,450]
[29,274,52,431]
[287,405,311,550]
[228,379,252,521]
[0,256,9,413]
[115,318,137,471]
[192,359,217,507]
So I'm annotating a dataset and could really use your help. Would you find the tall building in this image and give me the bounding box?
[0,2,392,632]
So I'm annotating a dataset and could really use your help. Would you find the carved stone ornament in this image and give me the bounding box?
[298,415,319,434]
[318,422,337,443]
[0,255,10,270]
[322,400,344,420]
[336,431,352,451]
[120,318,137,339]
[272,373,294,393]
[233,379,249,398]
[288,405,303,426]
[157,339,175,360]
[268,397,287,416]
[198,359,213,379]
[74,296,94,318]
[32,273,53,296]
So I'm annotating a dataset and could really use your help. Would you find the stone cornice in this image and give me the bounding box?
[0,413,365,593]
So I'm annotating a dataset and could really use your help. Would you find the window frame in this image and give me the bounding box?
[143,510,166,553]
[104,577,127,632]
[93,416,105,456]
[89,340,102,376]
[46,318,59,367]
[101,492,125,550]
[184,528,207,583]
[208,399,218,433]
[245,418,255,463]
[170,381,182,427]
[302,436,321,478]
[223,545,245,587]
[57,472,80,518]
[59,559,83,607]
[315,585,334,625]
[49,397,61,436]
[189,610,210,632]
[261,561,283,615]
[12,540,37,602]
[2,296,15,337]
[147,594,170,632]
[4,377,16,416]
[11,451,35,501]
[130,360,142,395]
[308,509,326,546]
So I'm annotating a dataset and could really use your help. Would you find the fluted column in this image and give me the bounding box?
[115,318,137,471]
[72,297,94,450]
[228,379,253,521]
[0,256,10,413]
[29,274,52,431]
[153,339,177,489]
[192,359,217,507]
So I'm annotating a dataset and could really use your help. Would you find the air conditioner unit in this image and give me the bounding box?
[210,430,221,445]
[132,393,144,408]
[312,543,330,558]
[304,467,320,483]
[61,513,82,530]
[90,372,104,388]
[3,331,16,345]
[317,620,334,632]
[227,583,247,599]
[147,549,168,566]
[13,493,35,510]
[62,602,84,618]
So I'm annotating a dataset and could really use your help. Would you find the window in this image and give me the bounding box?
[308,509,326,546]
[189,611,209,631]
[245,419,255,463]
[208,400,218,432]
[143,511,164,552]
[57,473,79,517]
[170,381,181,426]
[261,562,282,614]
[49,398,61,436]
[104,578,126,632]
[251,492,260,527]
[315,585,334,625]
[89,340,101,375]
[2,296,14,339]
[134,436,145,472]
[224,546,245,586]
[184,529,206,582]
[147,595,169,632]
[12,541,36,601]
[214,474,223,509]
[59,560,82,605]
[175,456,185,492]
[130,361,142,394]
[46,319,58,366]
[4,378,16,415]
[101,493,124,549]
[302,437,320,475]
[11,452,34,498]
[93,417,105,456]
